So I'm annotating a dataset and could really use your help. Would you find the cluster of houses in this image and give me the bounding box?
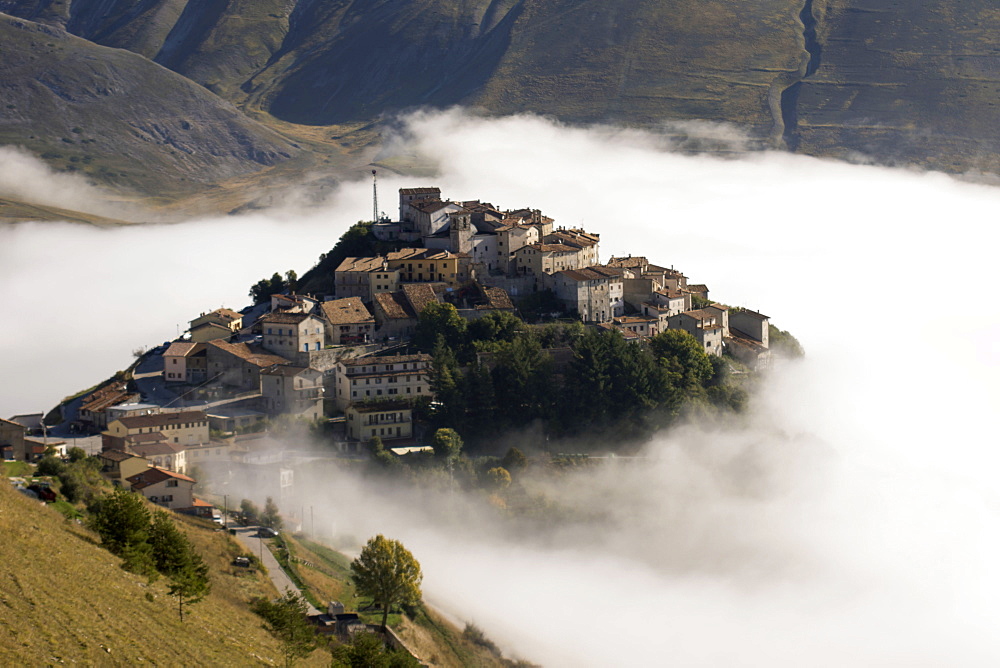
[3,186,775,512]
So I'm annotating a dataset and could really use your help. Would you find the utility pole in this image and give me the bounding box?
[223,494,228,530]
[372,169,379,223]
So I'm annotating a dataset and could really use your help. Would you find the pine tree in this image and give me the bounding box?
[167,548,211,622]
[89,487,156,578]
[149,510,190,576]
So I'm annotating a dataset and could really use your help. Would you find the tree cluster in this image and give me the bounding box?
[35,451,106,505]
[88,488,210,620]
[251,590,317,667]
[331,631,420,668]
[248,270,298,304]
[418,305,740,449]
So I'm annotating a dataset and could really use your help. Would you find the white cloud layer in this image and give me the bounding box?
[2,110,999,666]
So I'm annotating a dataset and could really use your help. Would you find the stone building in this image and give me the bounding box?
[259,312,325,356]
[334,353,433,410]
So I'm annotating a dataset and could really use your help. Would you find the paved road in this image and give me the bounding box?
[231,525,322,615]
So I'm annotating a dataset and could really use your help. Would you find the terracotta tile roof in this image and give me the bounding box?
[374,292,416,320]
[127,466,195,489]
[191,321,231,335]
[607,256,648,269]
[411,199,458,214]
[545,229,600,248]
[211,308,243,320]
[80,386,138,415]
[335,256,387,273]
[387,248,459,262]
[687,284,709,292]
[399,187,441,195]
[164,342,197,357]
[654,289,686,300]
[520,243,578,254]
[401,284,440,315]
[131,442,185,457]
[341,353,431,367]
[705,302,728,311]
[733,308,770,320]
[117,410,208,430]
[319,297,373,325]
[727,330,769,353]
[556,268,612,282]
[98,449,140,462]
[588,265,626,278]
[207,340,290,368]
[260,311,314,325]
[482,287,514,310]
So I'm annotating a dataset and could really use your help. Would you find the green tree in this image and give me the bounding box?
[166,548,211,622]
[431,428,463,461]
[35,455,65,476]
[148,510,190,575]
[67,446,88,462]
[649,329,713,390]
[252,590,318,667]
[769,324,805,358]
[56,455,104,504]
[368,436,399,469]
[486,467,512,491]
[351,535,423,632]
[414,302,467,352]
[147,509,211,620]
[249,272,288,304]
[331,631,420,668]
[261,496,283,530]
[467,310,524,345]
[500,447,527,473]
[240,498,260,524]
[89,487,156,577]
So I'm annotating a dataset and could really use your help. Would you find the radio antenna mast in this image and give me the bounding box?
[372,169,378,223]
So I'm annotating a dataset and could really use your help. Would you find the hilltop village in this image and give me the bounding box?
[4,187,774,515]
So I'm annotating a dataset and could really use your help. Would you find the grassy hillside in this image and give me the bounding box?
[0,481,324,666]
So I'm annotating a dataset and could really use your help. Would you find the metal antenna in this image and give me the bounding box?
[372,169,378,223]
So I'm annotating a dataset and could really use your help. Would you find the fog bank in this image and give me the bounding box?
[3,110,999,665]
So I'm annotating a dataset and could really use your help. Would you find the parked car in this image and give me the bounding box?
[256,527,279,538]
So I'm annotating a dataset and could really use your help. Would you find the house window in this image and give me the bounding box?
[167,479,178,487]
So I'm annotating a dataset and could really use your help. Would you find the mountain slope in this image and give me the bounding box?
[791,0,1000,173]
[5,0,1000,180]
[0,13,302,197]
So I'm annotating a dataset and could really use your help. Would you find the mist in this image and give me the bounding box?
[3,110,999,665]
